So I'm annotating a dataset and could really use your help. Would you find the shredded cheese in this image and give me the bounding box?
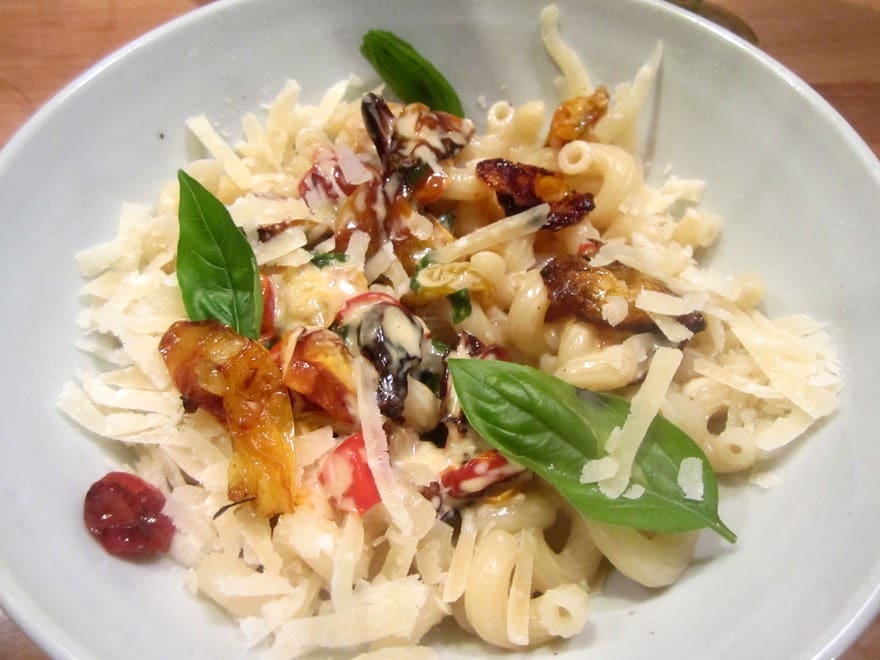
[596,347,683,498]
[432,204,548,263]
[749,470,780,490]
[677,457,705,501]
[354,357,414,535]
[185,115,253,190]
[726,308,839,419]
[601,295,629,327]
[648,312,693,343]
[580,456,619,484]
[635,289,702,316]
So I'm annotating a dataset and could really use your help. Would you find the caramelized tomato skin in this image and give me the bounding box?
[440,450,523,499]
[281,328,358,425]
[83,471,174,559]
[159,319,297,517]
[259,272,277,344]
[475,158,594,230]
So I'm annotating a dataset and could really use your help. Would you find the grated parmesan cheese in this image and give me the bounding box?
[595,347,683,498]
[186,115,253,190]
[354,357,414,535]
[726,308,839,419]
[267,576,430,658]
[601,295,629,327]
[580,456,619,484]
[432,204,549,264]
[622,483,645,500]
[749,470,780,490]
[647,312,693,343]
[677,457,705,501]
[635,289,702,316]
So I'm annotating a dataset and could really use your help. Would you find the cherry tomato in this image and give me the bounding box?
[319,433,381,514]
[259,272,277,344]
[83,471,174,559]
[440,450,522,498]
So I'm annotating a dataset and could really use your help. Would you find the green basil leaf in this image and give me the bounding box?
[176,170,262,339]
[447,289,472,323]
[431,338,451,355]
[361,30,464,117]
[311,251,348,268]
[448,358,736,542]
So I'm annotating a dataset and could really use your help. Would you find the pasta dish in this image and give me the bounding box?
[59,5,841,658]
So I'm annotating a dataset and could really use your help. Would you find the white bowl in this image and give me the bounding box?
[0,0,878,658]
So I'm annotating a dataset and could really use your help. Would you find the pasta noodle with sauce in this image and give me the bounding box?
[59,5,841,658]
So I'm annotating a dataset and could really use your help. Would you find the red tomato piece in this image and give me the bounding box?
[259,272,277,344]
[83,471,174,559]
[440,449,523,498]
[319,432,381,514]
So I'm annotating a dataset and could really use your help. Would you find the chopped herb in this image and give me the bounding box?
[447,289,472,323]
[311,251,348,268]
[431,338,451,355]
[403,161,432,190]
[409,252,435,293]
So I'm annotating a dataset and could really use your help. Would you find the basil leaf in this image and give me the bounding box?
[176,170,262,339]
[448,358,736,542]
[361,30,464,117]
[447,289,472,323]
[311,251,347,268]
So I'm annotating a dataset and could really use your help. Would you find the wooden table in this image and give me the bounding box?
[0,1,878,658]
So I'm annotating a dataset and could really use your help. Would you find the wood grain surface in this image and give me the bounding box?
[0,0,878,658]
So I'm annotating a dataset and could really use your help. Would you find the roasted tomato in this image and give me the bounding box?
[441,450,523,498]
[540,254,705,334]
[546,86,610,148]
[280,328,358,425]
[319,432,381,514]
[159,319,297,517]
[84,471,174,559]
[350,94,470,271]
[361,93,473,185]
[259,272,277,344]
[475,158,595,230]
[453,330,510,361]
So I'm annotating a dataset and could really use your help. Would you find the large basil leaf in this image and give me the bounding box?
[448,358,736,542]
[360,30,464,117]
[176,170,262,339]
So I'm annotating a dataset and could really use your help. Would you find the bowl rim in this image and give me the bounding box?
[0,1,878,658]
